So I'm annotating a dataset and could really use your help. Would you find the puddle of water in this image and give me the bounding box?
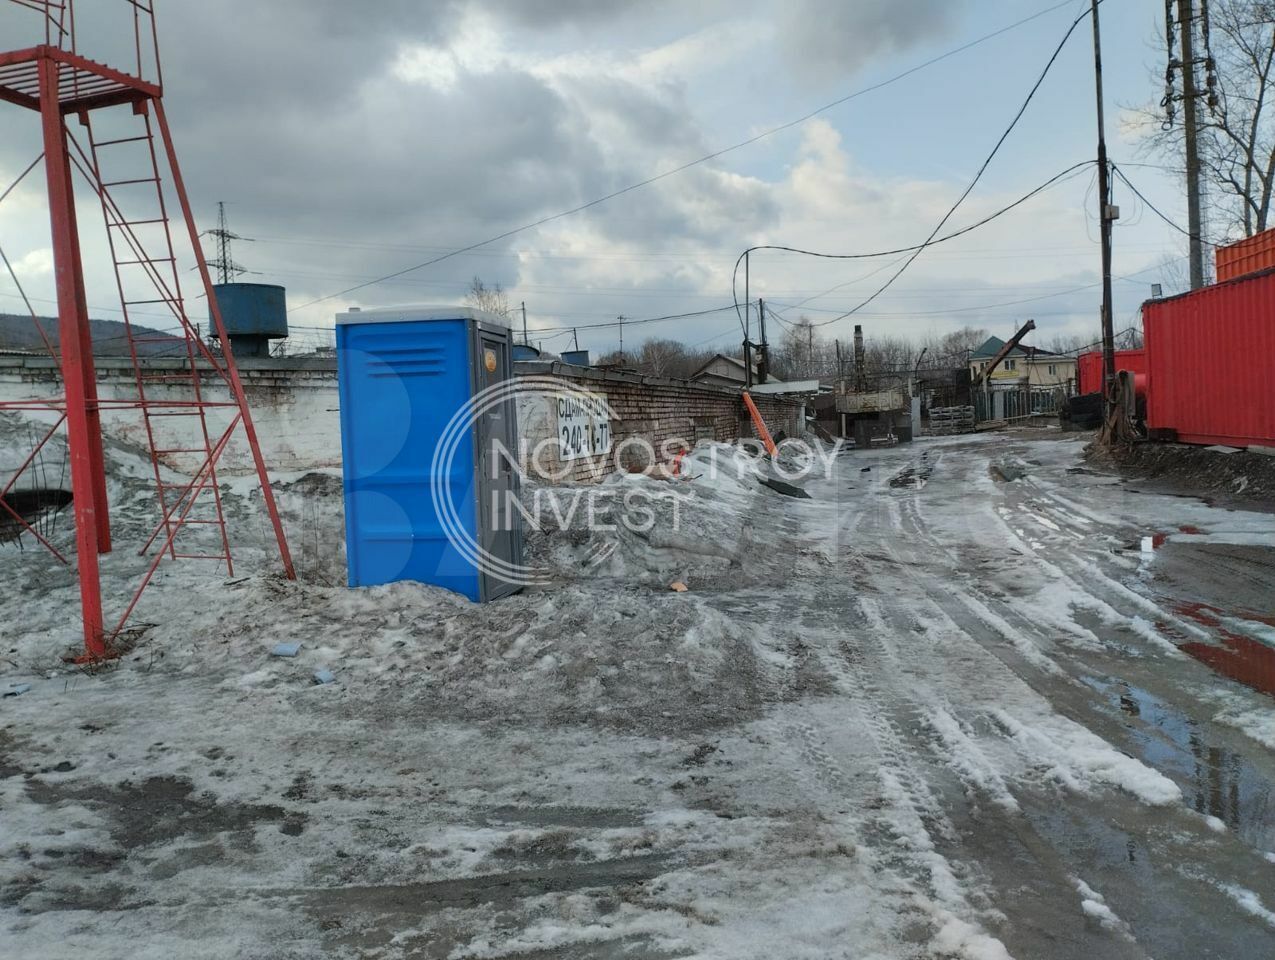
[1081,675,1275,851]
[1173,603,1275,699]
[1181,636,1275,699]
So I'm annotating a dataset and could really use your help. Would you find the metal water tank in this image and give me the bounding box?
[336,306,523,602]
[211,283,288,358]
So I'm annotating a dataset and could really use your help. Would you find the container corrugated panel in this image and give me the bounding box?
[1144,269,1275,447]
[1076,349,1146,396]
[1216,228,1275,282]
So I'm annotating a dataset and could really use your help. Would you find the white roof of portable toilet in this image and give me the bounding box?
[336,305,510,327]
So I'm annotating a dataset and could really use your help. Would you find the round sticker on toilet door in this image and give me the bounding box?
[483,349,497,373]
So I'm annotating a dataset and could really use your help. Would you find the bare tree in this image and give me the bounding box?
[464,276,512,322]
[1139,0,1275,238]
[1207,0,1275,236]
[936,326,990,359]
[636,338,690,378]
[772,318,838,380]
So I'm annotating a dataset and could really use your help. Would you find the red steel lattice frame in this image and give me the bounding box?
[0,1,295,660]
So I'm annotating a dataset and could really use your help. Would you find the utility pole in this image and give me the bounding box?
[1091,0,1117,410]
[853,325,866,393]
[521,301,528,346]
[617,315,624,364]
[1175,0,1208,288]
[572,327,579,351]
[757,298,769,383]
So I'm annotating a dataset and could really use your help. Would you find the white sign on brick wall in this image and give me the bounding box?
[556,391,612,461]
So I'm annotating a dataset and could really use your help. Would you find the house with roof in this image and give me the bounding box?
[690,353,759,388]
[969,336,1074,388]
[969,335,1076,418]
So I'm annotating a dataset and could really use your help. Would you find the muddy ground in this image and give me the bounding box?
[1088,434,1275,506]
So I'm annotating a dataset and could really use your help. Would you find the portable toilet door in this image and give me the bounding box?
[336,306,523,602]
[473,324,519,587]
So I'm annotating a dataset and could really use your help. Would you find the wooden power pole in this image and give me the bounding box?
[1091,0,1118,409]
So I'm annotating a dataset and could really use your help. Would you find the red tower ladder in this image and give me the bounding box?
[0,2,297,659]
[80,106,234,569]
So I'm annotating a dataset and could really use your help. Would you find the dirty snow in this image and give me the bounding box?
[4,420,1275,959]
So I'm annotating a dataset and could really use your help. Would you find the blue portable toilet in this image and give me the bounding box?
[336,306,523,602]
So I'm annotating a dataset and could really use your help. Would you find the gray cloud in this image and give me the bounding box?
[138,2,779,309]
[777,0,968,81]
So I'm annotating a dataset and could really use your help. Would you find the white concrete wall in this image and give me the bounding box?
[0,357,341,476]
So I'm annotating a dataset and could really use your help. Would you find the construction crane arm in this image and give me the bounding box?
[971,318,1036,387]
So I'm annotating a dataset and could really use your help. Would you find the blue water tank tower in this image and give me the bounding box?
[211,282,288,358]
[336,306,523,602]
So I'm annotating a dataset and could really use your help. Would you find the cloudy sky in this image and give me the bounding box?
[0,0,1196,358]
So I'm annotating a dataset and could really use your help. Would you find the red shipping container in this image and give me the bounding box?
[1077,349,1146,396]
[1216,228,1275,282]
[1143,268,1275,448]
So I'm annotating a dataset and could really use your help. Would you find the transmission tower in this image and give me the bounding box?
[203,201,252,285]
[0,1,295,660]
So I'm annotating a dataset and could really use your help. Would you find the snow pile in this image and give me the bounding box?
[1073,878,1134,940]
[992,708,1182,807]
[1212,700,1275,752]
[1217,884,1275,929]
[925,708,1020,812]
[524,442,778,588]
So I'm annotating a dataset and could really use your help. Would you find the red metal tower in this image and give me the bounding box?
[0,1,295,659]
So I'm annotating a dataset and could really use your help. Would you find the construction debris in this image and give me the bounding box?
[758,476,812,499]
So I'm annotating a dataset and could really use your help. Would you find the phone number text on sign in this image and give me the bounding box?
[556,392,612,461]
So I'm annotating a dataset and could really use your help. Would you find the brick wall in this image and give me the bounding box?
[515,362,804,483]
[0,355,803,484]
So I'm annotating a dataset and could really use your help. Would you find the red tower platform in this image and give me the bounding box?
[0,2,295,659]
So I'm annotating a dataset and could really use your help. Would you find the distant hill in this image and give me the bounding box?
[0,313,192,357]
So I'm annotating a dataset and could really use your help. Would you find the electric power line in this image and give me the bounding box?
[1111,163,1217,245]
[287,0,1085,314]
[731,160,1094,324]
[734,1,1105,332]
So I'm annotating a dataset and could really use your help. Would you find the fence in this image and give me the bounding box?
[974,384,1072,422]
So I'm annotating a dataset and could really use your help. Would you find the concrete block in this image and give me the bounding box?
[1248,445,1275,457]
